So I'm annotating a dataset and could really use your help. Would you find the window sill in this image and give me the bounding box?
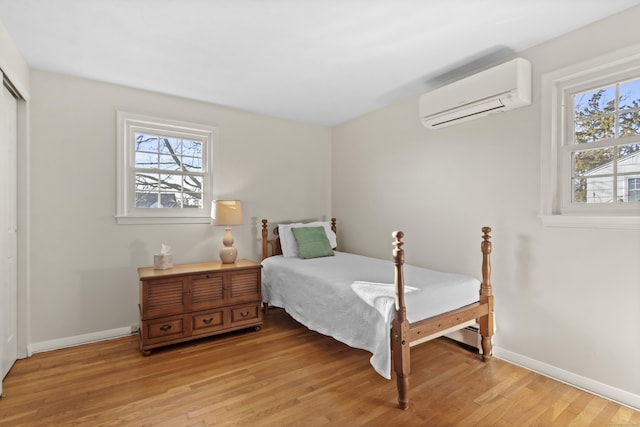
[115,216,212,225]
[540,215,640,230]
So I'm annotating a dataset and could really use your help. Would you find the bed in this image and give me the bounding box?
[260,218,494,410]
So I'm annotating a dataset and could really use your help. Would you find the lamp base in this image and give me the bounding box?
[219,226,238,264]
[220,246,238,264]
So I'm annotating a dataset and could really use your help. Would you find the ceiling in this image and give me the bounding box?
[1,1,639,126]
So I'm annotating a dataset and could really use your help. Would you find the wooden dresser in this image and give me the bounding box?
[138,259,262,355]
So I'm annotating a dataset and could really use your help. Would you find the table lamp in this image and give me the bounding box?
[211,200,243,263]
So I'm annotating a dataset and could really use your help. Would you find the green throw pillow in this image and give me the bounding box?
[291,226,335,259]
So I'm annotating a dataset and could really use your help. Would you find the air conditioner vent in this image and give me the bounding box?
[420,58,531,129]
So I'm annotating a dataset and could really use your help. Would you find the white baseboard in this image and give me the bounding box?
[27,326,134,357]
[493,346,640,411]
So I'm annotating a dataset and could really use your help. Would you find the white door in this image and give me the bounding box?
[0,73,18,394]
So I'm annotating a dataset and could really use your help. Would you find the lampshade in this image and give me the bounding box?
[211,200,243,226]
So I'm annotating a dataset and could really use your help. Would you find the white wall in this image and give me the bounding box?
[332,8,640,409]
[28,70,331,344]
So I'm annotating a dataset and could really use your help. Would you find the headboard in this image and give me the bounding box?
[261,218,337,260]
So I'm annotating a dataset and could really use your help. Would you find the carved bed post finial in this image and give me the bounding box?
[393,231,404,255]
[391,230,410,410]
[392,230,405,308]
[261,219,269,260]
[331,217,337,234]
[480,226,494,362]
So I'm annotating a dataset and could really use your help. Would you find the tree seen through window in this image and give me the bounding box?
[134,133,204,209]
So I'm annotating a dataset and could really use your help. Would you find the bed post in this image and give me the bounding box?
[390,231,410,410]
[261,219,269,260]
[261,219,269,316]
[479,227,494,362]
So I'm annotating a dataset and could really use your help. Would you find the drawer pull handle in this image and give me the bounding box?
[160,324,172,332]
[240,311,249,317]
[202,318,213,325]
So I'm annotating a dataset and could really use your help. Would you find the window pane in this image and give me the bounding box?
[182,140,202,156]
[182,192,203,208]
[618,145,640,174]
[574,86,616,118]
[575,176,614,204]
[158,137,181,155]
[158,154,182,171]
[136,192,157,208]
[183,175,202,193]
[573,148,614,175]
[574,116,615,144]
[572,177,587,203]
[183,156,202,171]
[159,174,181,191]
[619,79,640,110]
[135,133,158,152]
[135,172,159,190]
[624,176,640,202]
[135,172,159,208]
[156,192,180,208]
[619,111,640,138]
[135,151,157,169]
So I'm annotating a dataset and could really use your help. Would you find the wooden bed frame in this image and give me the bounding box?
[260,218,494,410]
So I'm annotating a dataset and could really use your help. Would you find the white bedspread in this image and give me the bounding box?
[261,251,480,379]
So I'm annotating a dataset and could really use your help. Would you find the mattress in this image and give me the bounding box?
[261,251,480,379]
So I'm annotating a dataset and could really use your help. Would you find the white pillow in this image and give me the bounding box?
[278,221,337,258]
[278,223,302,258]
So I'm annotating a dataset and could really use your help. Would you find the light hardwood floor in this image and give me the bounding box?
[1,309,638,426]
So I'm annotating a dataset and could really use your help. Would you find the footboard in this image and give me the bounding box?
[390,227,494,410]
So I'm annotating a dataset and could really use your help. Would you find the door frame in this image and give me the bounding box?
[1,71,30,364]
[16,94,29,360]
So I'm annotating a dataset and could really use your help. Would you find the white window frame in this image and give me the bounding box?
[116,111,217,225]
[540,45,640,229]
[629,177,640,202]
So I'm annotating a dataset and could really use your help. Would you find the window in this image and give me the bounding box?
[116,112,217,224]
[629,177,640,202]
[570,80,640,205]
[541,47,640,228]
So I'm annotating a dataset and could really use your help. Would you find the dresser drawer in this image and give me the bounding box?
[230,303,262,327]
[191,308,226,335]
[144,315,186,341]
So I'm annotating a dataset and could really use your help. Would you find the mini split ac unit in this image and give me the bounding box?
[420,57,532,129]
